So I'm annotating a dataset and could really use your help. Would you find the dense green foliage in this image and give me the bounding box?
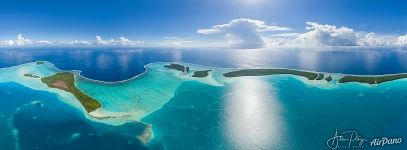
[192,70,211,78]
[24,73,40,78]
[164,63,188,72]
[325,76,333,82]
[339,74,407,84]
[315,73,324,80]
[36,61,45,65]
[223,69,319,80]
[41,72,101,112]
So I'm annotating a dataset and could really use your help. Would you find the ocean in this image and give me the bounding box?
[0,47,407,150]
[1,47,407,81]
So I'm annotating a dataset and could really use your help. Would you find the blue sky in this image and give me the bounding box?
[1,0,407,48]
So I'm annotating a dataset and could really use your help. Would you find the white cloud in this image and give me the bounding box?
[3,21,407,49]
[357,33,398,46]
[397,34,407,46]
[358,33,383,46]
[0,34,144,47]
[35,40,54,45]
[94,36,143,47]
[197,18,292,49]
[118,37,132,46]
[269,22,406,48]
[95,36,114,45]
[66,40,91,46]
[1,34,33,46]
[294,22,358,46]
[118,36,144,46]
[15,34,33,45]
[160,37,196,47]
[0,35,144,47]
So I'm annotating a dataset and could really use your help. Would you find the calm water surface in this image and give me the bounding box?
[1,47,407,150]
[1,47,407,81]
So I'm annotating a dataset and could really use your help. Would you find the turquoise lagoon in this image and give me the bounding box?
[1,61,407,149]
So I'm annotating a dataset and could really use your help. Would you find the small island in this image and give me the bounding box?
[315,73,324,80]
[223,69,320,80]
[24,73,40,78]
[325,76,333,82]
[41,72,101,112]
[137,124,153,144]
[223,68,407,85]
[338,74,407,84]
[192,70,211,78]
[36,61,45,65]
[164,63,189,72]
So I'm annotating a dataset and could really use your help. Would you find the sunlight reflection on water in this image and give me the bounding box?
[223,78,283,149]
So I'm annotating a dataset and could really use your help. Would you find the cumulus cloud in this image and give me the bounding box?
[270,22,405,47]
[357,33,398,46]
[3,20,407,49]
[118,37,132,46]
[1,34,33,46]
[197,18,292,49]
[357,33,382,46]
[95,36,112,45]
[0,35,144,47]
[294,22,358,46]
[397,34,407,46]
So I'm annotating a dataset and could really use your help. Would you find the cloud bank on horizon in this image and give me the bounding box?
[0,35,144,47]
[197,19,407,49]
[2,18,407,49]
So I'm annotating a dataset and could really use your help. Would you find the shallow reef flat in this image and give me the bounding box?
[2,61,407,126]
[3,61,407,148]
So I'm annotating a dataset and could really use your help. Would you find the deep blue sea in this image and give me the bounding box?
[1,47,407,150]
[0,82,149,150]
[1,47,407,81]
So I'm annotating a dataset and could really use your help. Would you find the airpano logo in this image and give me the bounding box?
[370,137,402,147]
[326,129,403,149]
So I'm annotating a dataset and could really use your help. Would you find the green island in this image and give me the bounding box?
[36,61,45,65]
[164,63,189,72]
[164,63,212,78]
[338,74,407,84]
[223,69,320,80]
[41,72,101,112]
[223,68,407,84]
[24,73,40,78]
[192,70,211,78]
[315,73,324,80]
[325,76,333,82]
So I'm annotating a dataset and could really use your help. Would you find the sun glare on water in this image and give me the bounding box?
[223,78,284,149]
